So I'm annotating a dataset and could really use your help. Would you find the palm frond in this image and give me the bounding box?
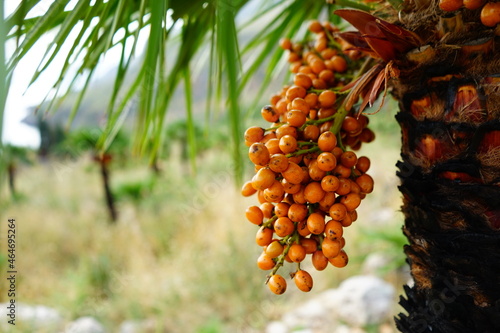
[239,0,325,117]
[216,0,244,183]
[8,0,70,71]
[0,0,8,145]
[143,6,211,166]
[183,67,197,173]
[4,0,372,184]
[0,0,7,199]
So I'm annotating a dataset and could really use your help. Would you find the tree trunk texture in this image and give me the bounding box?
[99,156,118,222]
[8,162,15,198]
[392,9,500,332]
[150,157,162,175]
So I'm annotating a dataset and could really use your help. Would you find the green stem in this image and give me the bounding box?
[301,92,350,128]
[330,105,349,135]
[318,234,325,249]
[305,114,335,126]
[262,215,278,228]
[297,141,316,147]
[265,125,282,132]
[308,88,328,94]
[283,233,294,245]
[308,87,351,95]
[286,146,320,157]
[335,89,351,96]
[354,57,374,81]
[351,167,361,178]
[334,0,373,12]
[325,30,343,50]
[335,73,355,80]
[266,229,302,282]
[337,131,346,151]
[267,238,293,282]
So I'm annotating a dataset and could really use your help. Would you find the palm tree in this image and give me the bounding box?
[56,129,129,222]
[333,3,500,331]
[3,0,500,331]
[391,4,500,331]
[1,144,32,199]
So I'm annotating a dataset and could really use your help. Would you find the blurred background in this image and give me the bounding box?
[0,0,407,332]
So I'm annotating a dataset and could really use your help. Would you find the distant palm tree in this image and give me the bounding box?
[1,144,32,199]
[57,129,129,222]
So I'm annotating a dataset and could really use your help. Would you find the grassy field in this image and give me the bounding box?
[0,107,406,332]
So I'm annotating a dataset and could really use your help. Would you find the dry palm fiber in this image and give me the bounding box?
[392,5,500,332]
[333,1,500,330]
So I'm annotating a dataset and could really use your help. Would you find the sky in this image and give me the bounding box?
[2,0,127,148]
[2,0,53,147]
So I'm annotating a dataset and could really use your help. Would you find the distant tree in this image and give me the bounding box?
[1,144,32,199]
[37,115,66,159]
[164,119,228,166]
[56,129,129,222]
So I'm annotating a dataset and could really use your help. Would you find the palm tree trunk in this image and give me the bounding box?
[98,155,117,222]
[393,39,500,331]
[150,157,161,175]
[7,162,15,198]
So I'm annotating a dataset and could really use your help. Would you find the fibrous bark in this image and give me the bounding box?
[98,155,117,223]
[392,5,500,332]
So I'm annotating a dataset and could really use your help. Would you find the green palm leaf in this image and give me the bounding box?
[2,0,371,184]
[0,5,5,200]
[0,0,8,146]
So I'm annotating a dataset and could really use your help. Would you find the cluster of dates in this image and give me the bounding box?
[439,0,500,28]
[242,21,375,294]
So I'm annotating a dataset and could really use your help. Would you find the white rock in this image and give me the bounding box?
[372,208,395,224]
[0,303,63,329]
[315,288,340,305]
[275,276,395,332]
[281,296,330,330]
[119,320,142,333]
[362,252,392,276]
[334,325,350,333]
[65,317,105,333]
[266,320,288,333]
[119,319,157,333]
[329,275,395,327]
